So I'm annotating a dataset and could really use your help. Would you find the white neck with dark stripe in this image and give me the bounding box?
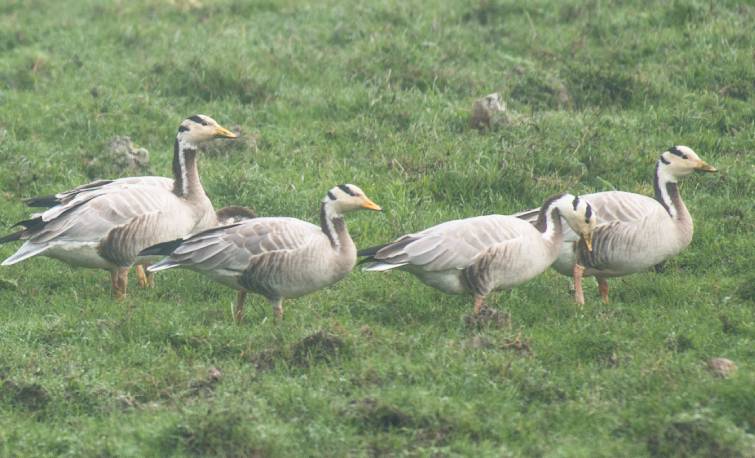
[172,138,203,198]
[541,207,564,245]
[534,197,566,245]
[320,202,347,250]
[654,161,683,220]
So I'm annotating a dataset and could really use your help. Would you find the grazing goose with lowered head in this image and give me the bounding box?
[0,115,237,299]
[140,184,382,322]
[515,146,717,304]
[359,194,596,314]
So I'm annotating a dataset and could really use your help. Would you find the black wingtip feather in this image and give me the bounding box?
[0,229,25,244]
[139,239,184,257]
[23,195,60,208]
[357,242,391,258]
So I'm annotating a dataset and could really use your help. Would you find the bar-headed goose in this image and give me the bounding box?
[140,184,382,322]
[27,185,255,290]
[359,194,596,314]
[0,115,237,299]
[515,146,717,304]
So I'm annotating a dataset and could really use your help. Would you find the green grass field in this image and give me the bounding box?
[1,0,753,455]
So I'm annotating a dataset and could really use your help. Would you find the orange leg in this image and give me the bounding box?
[573,264,585,306]
[597,277,609,304]
[136,265,156,288]
[473,295,486,315]
[111,267,129,300]
[234,291,247,323]
[136,265,148,288]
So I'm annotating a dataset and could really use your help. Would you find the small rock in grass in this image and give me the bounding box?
[106,136,149,168]
[207,367,222,382]
[469,92,508,131]
[707,358,737,378]
[86,136,149,176]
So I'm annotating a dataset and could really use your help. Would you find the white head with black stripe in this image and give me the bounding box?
[568,195,597,251]
[321,184,382,216]
[658,146,717,182]
[177,114,238,144]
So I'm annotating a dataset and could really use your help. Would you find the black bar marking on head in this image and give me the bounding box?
[188,115,207,125]
[669,146,687,159]
[338,184,357,196]
[572,196,580,211]
[178,125,190,133]
[660,155,670,165]
[584,204,593,223]
[327,190,337,200]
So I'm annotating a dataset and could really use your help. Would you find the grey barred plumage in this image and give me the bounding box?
[142,184,382,322]
[359,194,596,315]
[514,146,716,304]
[1,115,238,300]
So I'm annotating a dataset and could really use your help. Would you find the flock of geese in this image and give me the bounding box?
[0,115,717,321]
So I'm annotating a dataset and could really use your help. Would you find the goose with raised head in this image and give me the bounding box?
[140,184,382,322]
[26,188,255,290]
[514,146,717,304]
[359,194,596,314]
[0,115,237,299]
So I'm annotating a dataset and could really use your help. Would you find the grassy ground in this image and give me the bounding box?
[1,0,753,455]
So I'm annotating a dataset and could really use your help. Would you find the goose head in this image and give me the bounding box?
[659,146,717,181]
[538,194,596,251]
[549,194,596,252]
[177,114,238,145]
[322,184,382,216]
[565,195,597,251]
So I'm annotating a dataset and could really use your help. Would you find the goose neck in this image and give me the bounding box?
[540,207,564,246]
[654,161,689,222]
[320,202,351,251]
[172,138,204,198]
[533,197,565,246]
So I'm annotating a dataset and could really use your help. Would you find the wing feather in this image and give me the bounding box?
[367,215,536,272]
[152,217,323,276]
